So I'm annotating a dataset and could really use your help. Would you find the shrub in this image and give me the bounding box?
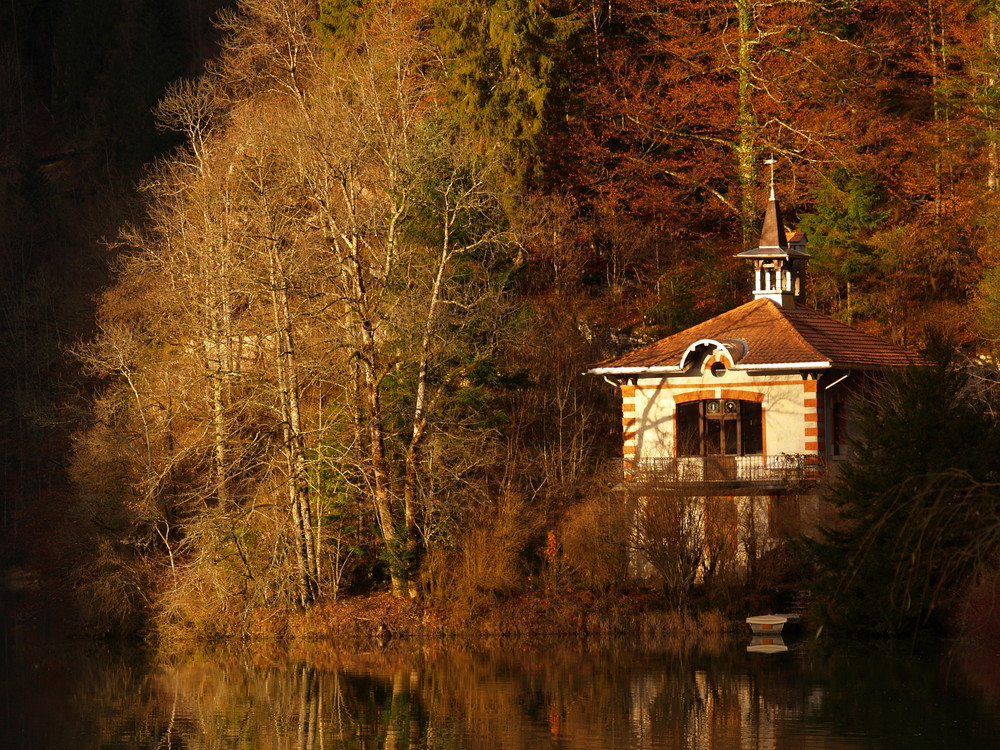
[559,485,631,592]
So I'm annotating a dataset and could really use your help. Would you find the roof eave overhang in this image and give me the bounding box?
[820,360,925,370]
[735,248,810,260]
[733,361,832,371]
[587,365,686,376]
[590,360,924,376]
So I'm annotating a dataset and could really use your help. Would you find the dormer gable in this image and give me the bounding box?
[680,338,749,375]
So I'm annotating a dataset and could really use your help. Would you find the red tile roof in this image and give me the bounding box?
[590,298,923,373]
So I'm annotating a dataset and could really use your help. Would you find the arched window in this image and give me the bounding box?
[676,399,763,457]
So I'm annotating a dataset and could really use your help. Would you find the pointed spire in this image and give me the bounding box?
[759,157,787,249]
[758,191,788,249]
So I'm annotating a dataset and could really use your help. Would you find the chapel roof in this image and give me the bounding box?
[589,298,923,374]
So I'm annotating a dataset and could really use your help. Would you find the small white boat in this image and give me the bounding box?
[746,614,788,634]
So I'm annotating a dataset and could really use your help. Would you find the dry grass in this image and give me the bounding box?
[152,584,739,644]
[421,491,543,622]
[559,489,631,592]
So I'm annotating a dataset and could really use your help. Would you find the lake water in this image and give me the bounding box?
[3,630,1000,749]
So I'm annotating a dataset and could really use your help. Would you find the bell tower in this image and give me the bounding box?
[735,163,808,308]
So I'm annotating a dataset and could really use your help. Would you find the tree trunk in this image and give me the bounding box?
[268,243,319,607]
[928,0,943,223]
[735,0,758,242]
[990,11,999,192]
[363,359,407,598]
[204,259,230,506]
[400,229,454,600]
[339,204,411,598]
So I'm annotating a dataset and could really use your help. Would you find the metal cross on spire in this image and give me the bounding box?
[764,155,777,199]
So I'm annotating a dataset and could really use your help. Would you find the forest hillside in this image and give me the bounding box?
[4,0,1000,637]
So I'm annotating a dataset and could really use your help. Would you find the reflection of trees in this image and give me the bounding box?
[2,647,423,750]
[136,660,425,749]
[6,638,1000,748]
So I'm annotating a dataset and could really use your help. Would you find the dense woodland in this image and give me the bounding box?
[5,0,1000,638]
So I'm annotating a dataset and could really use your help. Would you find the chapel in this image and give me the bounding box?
[588,183,921,566]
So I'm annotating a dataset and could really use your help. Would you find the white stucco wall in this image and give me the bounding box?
[624,352,820,462]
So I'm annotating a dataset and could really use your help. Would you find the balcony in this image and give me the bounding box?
[620,454,824,496]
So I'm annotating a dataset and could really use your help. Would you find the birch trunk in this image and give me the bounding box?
[340,224,408,598]
[205,244,231,506]
[267,241,319,607]
[401,225,453,600]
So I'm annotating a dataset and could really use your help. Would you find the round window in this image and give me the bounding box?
[710,362,726,378]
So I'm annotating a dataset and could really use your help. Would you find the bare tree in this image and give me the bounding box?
[70,0,513,621]
[286,5,506,598]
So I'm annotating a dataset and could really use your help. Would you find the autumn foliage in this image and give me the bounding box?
[4,0,1000,637]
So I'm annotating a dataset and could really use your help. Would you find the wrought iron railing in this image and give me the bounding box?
[619,454,824,485]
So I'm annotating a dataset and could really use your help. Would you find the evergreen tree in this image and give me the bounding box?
[809,353,1000,634]
[798,169,890,322]
[317,0,366,46]
[431,0,580,189]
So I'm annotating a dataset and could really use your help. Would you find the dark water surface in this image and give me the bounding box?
[2,629,1000,749]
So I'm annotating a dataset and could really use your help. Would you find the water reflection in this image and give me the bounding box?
[2,632,999,749]
[747,635,787,653]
